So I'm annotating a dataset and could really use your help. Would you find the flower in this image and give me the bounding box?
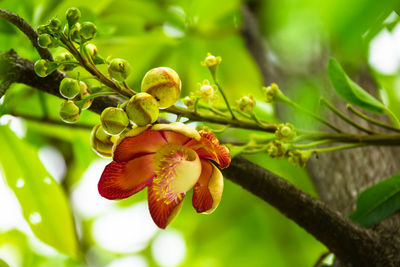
[98,122,231,229]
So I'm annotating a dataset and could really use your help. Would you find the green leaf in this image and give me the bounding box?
[0,126,78,257]
[327,58,385,113]
[350,173,400,227]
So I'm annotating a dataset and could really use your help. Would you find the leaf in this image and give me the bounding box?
[327,58,385,113]
[0,126,78,257]
[350,173,400,227]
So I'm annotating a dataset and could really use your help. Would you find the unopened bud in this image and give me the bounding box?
[182,95,196,109]
[59,100,80,123]
[59,78,80,99]
[198,80,216,101]
[275,123,296,141]
[287,150,312,168]
[79,22,97,41]
[55,52,76,72]
[37,25,50,35]
[100,107,130,135]
[37,34,54,48]
[90,125,117,157]
[66,7,81,26]
[69,23,81,43]
[49,18,62,33]
[108,58,131,82]
[262,83,279,103]
[201,53,222,68]
[141,67,181,108]
[79,81,92,110]
[266,140,289,158]
[34,59,56,77]
[236,95,256,112]
[126,92,159,126]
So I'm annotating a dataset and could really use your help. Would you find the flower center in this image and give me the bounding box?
[153,144,201,204]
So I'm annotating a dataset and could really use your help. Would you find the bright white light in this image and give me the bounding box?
[16,178,25,188]
[92,202,158,253]
[38,146,66,183]
[71,159,113,219]
[369,28,399,74]
[0,115,26,138]
[163,23,185,38]
[151,229,186,267]
[0,244,22,267]
[107,256,148,267]
[29,212,42,224]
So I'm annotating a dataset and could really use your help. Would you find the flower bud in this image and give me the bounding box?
[198,80,216,101]
[201,53,222,68]
[182,95,196,110]
[79,81,92,110]
[55,52,76,72]
[262,83,279,103]
[79,22,97,41]
[90,125,117,157]
[266,140,289,158]
[126,92,159,126]
[37,25,50,35]
[287,150,312,168]
[275,123,296,141]
[37,34,54,48]
[59,78,80,99]
[66,7,81,26]
[59,100,80,123]
[196,125,211,132]
[49,18,62,33]
[141,67,181,108]
[34,59,49,77]
[69,23,81,43]
[236,95,256,112]
[85,43,104,64]
[108,58,131,82]
[100,107,130,135]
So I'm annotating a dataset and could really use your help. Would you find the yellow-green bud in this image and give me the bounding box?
[86,43,98,58]
[90,125,117,157]
[79,22,97,41]
[182,95,196,109]
[108,58,131,82]
[66,7,81,26]
[236,95,256,112]
[34,59,49,77]
[201,53,222,68]
[287,150,312,168]
[196,125,211,132]
[197,80,216,101]
[37,25,50,35]
[275,123,296,141]
[59,100,80,123]
[262,83,279,103]
[100,107,130,135]
[55,52,76,72]
[141,67,181,109]
[126,92,159,126]
[79,81,92,110]
[266,140,289,158]
[37,34,54,48]
[70,23,81,43]
[59,78,80,99]
[49,18,62,32]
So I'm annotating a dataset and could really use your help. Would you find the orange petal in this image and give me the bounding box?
[98,154,155,199]
[152,122,201,141]
[185,132,231,169]
[148,183,185,229]
[113,127,167,162]
[192,159,224,214]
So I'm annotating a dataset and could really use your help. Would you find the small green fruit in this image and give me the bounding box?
[34,59,49,77]
[108,58,131,82]
[49,18,62,32]
[69,23,81,43]
[126,92,159,126]
[90,125,117,157]
[66,7,81,26]
[141,67,181,108]
[100,107,130,135]
[59,100,80,123]
[59,78,80,99]
[37,25,50,35]
[55,52,75,72]
[37,34,53,48]
[79,81,92,110]
[79,22,97,41]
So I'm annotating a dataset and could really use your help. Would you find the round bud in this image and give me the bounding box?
[236,95,256,112]
[182,95,196,109]
[108,58,131,82]
[59,100,80,123]
[79,22,97,41]
[69,23,81,43]
[85,43,98,58]
[37,25,50,35]
[37,34,54,48]
[100,107,130,135]
[55,52,75,72]
[66,7,81,26]
[49,18,62,32]
[90,125,117,157]
[141,67,181,108]
[34,59,49,77]
[275,123,296,141]
[201,53,222,68]
[126,92,159,126]
[79,81,92,110]
[59,78,80,99]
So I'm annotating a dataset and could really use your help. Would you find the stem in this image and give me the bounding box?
[347,105,400,133]
[211,77,236,119]
[292,140,334,149]
[251,111,264,126]
[313,143,365,154]
[320,98,374,134]
[194,97,200,114]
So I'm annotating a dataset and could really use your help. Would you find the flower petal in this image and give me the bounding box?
[152,122,201,141]
[148,184,185,229]
[192,159,224,214]
[185,132,231,168]
[98,154,155,199]
[113,126,167,162]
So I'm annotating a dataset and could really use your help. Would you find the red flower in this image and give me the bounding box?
[98,122,231,228]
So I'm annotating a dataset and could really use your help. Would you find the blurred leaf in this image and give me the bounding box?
[0,259,9,267]
[0,126,78,257]
[350,173,400,227]
[327,58,385,113]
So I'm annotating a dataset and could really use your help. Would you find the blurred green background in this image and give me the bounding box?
[1,0,400,266]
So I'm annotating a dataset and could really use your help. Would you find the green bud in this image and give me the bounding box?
[79,81,92,110]
[141,67,181,108]
[66,7,81,26]
[262,83,278,103]
[37,25,50,35]
[69,23,81,43]
[90,125,117,157]
[182,95,196,110]
[49,18,62,33]
[59,100,80,123]
[287,150,312,168]
[55,52,76,72]
[79,22,97,41]
[59,78,80,99]
[85,43,104,64]
[275,123,296,141]
[197,80,216,101]
[34,59,49,77]
[236,95,256,112]
[108,58,131,82]
[266,140,289,158]
[201,53,222,68]
[37,34,54,48]
[100,107,130,135]
[126,92,159,126]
